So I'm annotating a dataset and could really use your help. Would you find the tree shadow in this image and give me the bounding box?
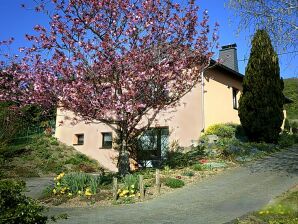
[245,147,298,175]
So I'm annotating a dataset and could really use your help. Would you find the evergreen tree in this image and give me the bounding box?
[238,30,284,143]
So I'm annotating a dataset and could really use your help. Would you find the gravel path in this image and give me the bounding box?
[31,146,298,224]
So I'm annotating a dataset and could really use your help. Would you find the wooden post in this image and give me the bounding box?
[156,169,161,194]
[139,175,144,200]
[112,177,118,201]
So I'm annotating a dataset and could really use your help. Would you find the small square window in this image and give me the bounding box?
[102,132,112,149]
[74,134,84,145]
[233,88,239,109]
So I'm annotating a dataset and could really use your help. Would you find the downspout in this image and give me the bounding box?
[201,70,205,133]
[201,58,211,133]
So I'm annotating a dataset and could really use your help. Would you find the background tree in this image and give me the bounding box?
[227,0,298,51]
[238,29,284,143]
[0,0,218,174]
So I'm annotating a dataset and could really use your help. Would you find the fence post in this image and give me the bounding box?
[139,175,144,200]
[156,169,161,194]
[112,177,118,201]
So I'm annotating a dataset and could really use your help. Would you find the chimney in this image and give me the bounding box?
[219,43,239,72]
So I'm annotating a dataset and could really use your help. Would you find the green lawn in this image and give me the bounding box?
[235,186,298,224]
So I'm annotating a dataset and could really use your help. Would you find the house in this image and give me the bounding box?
[55,44,244,171]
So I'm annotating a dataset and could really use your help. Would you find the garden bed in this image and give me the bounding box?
[39,158,236,208]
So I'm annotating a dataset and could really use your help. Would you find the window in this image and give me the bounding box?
[102,132,113,149]
[74,134,84,145]
[232,88,239,109]
[138,127,169,160]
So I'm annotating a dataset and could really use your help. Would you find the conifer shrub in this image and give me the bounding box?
[238,30,284,143]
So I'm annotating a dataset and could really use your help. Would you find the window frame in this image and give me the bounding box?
[232,88,239,110]
[102,132,113,149]
[74,134,84,145]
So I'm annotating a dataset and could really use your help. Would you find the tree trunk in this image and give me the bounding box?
[116,128,130,176]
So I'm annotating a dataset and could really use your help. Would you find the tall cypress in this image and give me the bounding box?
[238,30,284,143]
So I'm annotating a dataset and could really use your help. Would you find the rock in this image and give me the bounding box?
[205,135,219,144]
[227,145,242,154]
[205,162,226,169]
[235,156,252,162]
[250,148,260,155]
[204,148,220,157]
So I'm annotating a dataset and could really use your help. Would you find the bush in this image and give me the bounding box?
[204,123,239,139]
[192,163,203,171]
[278,133,296,148]
[284,119,291,131]
[182,170,195,177]
[164,145,205,168]
[0,179,47,224]
[164,177,185,188]
[292,121,298,134]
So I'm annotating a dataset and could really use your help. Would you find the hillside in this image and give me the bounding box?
[0,134,103,178]
[284,78,298,121]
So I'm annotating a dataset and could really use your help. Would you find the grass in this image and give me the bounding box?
[0,134,103,178]
[234,185,298,224]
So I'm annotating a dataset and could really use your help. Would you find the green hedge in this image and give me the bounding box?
[0,179,47,224]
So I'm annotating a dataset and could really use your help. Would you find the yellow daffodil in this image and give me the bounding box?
[85,188,92,196]
[53,189,57,194]
[131,185,135,188]
[68,193,72,196]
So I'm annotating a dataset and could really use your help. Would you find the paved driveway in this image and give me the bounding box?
[45,147,298,224]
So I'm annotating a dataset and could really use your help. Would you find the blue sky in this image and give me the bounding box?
[0,0,297,78]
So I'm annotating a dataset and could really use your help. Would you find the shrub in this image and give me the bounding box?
[182,170,195,177]
[164,177,185,188]
[284,119,291,131]
[278,133,296,148]
[0,179,47,224]
[292,121,298,134]
[192,163,211,171]
[192,163,203,171]
[204,123,239,139]
[164,145,205,168]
